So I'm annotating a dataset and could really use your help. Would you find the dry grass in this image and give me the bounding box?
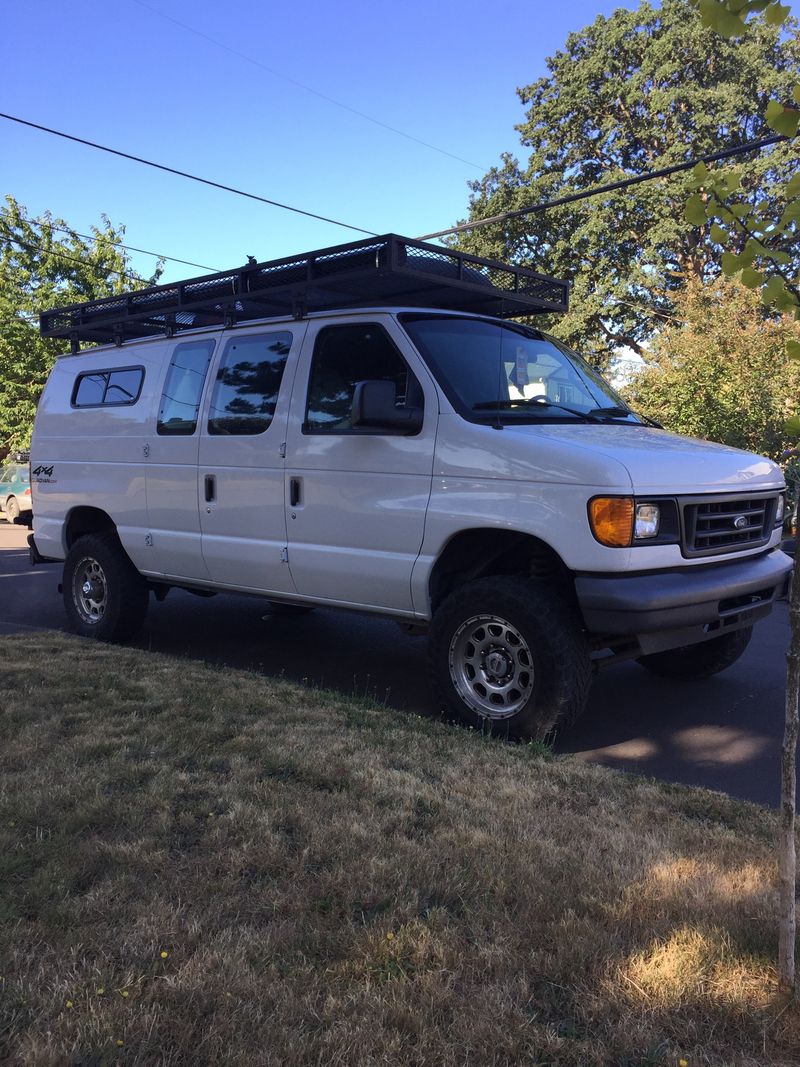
[0,631,798,1066]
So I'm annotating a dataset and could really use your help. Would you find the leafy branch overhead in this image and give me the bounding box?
[698,0,796,41]
[687,0,799,362]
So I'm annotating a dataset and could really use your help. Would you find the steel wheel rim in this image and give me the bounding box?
[448,613,535,720]
[73,556,108,625]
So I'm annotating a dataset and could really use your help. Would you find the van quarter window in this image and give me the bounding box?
[207,332,292,436]
[157,340,215,436]
[72,367,145,407]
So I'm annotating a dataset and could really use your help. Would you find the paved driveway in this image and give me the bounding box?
[1,521,795,806]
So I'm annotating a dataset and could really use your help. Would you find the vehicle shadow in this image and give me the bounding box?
[1,522,790,808]
[130,588,792,808]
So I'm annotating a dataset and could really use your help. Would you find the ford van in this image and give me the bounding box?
[29,235,792,739]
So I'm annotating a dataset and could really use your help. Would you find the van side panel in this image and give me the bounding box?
[31,348,161,569]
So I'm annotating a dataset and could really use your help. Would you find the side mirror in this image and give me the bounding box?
[351,380,423,434]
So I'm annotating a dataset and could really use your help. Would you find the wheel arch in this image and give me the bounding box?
[428,527,576,615]
[64,506,118,551]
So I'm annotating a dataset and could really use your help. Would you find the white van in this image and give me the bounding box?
[30,235,792,739]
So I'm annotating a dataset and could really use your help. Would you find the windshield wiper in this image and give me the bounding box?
[472,398,603,422]
[588,405,662,427]
[635,411,663,428]
[587,405,632,418]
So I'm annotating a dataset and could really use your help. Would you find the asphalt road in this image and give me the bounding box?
[1,520,795,807]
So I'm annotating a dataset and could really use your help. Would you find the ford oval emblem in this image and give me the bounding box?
[733,515,748,530]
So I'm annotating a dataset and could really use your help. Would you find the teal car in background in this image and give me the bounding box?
[0,457,32,523]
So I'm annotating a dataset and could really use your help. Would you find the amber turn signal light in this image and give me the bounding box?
[588,497,634,547]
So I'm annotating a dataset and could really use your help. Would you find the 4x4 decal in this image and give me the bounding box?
[32,464,56,484]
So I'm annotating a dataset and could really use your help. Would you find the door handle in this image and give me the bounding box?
[289,477,301,508]
[204,474,216,503]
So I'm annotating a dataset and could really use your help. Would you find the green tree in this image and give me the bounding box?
[0,196,162,452]
[624,276,800,456]
[455,0,799,367]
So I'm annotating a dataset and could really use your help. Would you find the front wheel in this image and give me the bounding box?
[429,577,591,741]
[636,626,752,679]
[63,533,149,642]
[5,497,20,522]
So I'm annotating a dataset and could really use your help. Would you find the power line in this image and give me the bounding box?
[1,233,149,285]
[0,111,378,237]
[1,215,220,274]
[418,133,792,241]
[48,224,221,273]
[130,0,486,173]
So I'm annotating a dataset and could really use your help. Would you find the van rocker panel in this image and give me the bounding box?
[575,548,793,635]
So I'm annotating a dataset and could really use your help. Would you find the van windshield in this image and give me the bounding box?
[400,314,641,425]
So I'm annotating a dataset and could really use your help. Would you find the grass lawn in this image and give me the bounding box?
[1,631,798,1066]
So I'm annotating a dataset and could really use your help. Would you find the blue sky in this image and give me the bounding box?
[0,0,795,283]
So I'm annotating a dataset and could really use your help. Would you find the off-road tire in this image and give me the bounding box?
[636,626,752,680]
[429,576,592,741]
[63,533,149,642]
[4,496,20,522]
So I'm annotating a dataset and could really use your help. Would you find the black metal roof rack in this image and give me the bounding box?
[39,233,569,352]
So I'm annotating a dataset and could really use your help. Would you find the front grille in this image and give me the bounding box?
[682,493,777,557]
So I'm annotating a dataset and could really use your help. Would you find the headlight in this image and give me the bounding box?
[589,497,675,547]
[634,503,660,539]
[775,493,785,526]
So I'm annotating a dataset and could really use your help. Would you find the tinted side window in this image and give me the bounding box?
[74,373,107,406]
[305,324,420,434]
[72,368,145,407]
[105,369,143,404]
[157,340,215,436]
[208,332,292,436]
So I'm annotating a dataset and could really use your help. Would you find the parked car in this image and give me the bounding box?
[28,235,792,740]
[0,457,32,523]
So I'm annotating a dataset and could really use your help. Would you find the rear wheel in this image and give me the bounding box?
[636,626,752,679]
[5,497,20,522]
[63,533,149,642]
[429,576,591,741]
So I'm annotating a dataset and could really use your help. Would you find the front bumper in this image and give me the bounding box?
[575,548,793,638]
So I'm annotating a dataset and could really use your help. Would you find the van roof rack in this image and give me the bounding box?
[39,233,569,352]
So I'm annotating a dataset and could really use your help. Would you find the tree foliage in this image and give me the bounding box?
[624,276,800,456]
[456,0,799,367]
[0,196,161,452]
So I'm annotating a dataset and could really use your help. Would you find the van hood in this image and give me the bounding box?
[518,423,781,493]
[435,415,782,493]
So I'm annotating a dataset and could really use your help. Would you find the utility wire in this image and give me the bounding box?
[1,214,220,274]
[2,126,791,323]
[130,0,486,172]
[0,112,378,237]
[49,224,220,273]
[1,233,150,285]
[418,133,792,241]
